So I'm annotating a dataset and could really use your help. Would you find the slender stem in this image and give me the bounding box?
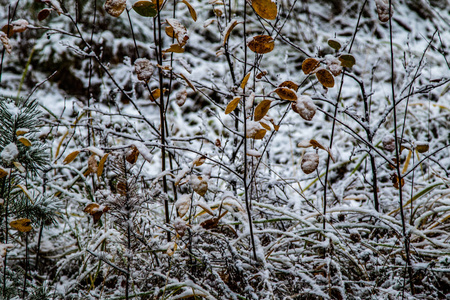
[242,0,257,260]
[388,1,414,295]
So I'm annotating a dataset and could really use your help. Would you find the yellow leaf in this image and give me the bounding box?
[252,0,277,20]
[18,137,31,147]
[63,150,80,164]
[223,19,239,46]
[16,128,29,135]
[274,87,297,101]
[254,129,267,140]
[259,121,271,131]
[225,97,241,114]
[254,100,271,121]
[181,0,197,21]
[13,162,26,173]
[193,155,207,167]
[97,153,109,177]
[163,43,185,53]
[0,166,10,178]
[165,26,174,38]
[402,150,412,174]
[302,58,320,75]
[247,35,275,54]
[105,0,127,17]
[316,68,335,88]
[241,72,251,89]
[10,218,32,232]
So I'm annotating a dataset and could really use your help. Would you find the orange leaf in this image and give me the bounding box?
[254,129,267,140]
[302,58,320,75]
[252,0,277,20]
[274,87,297,101]
[18,137,31,147]
[248,35,275,54]
[181,0,197,21]
[254,100,271,121]
[279,80,299,92]
[126,145,139,164]
[316,68,335,88]
[223,19,239,46]
[225,97,241,114]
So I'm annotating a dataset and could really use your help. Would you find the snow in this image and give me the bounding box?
[1,143,19,163]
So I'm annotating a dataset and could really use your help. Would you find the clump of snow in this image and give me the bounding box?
[11,19,29,33]
[1,143,19,163]
[246,121,262,138]
[134,58,154,82]
[104,0,126,17]
[175,194,191,217]
[292,95,316,121]
[301,152,319,174]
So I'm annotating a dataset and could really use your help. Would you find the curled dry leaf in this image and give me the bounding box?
[191,175,208,196]
[63,150,80,164]
[173,218,187,237]
[84,203,110,223]
[252,0,277,20]
[166,241,177,256]
[88,154,98,174]
[134,58,154,81]
[248,35,275,54]
[38,8,52,21]
[175,194,191,217]
[13,162,26,173]
[301,152,319,174]
[416,142,429,153]
[279,80,299,92]
[292,95,316,121]
[225,97,240,114]
[254,100,271,121]
[10,218,32,232]
[167,19,189,46]
[274,87,297,101]
[315,68,335,88]
[382,135,396,152]
[200,217,219,229]
[104,0,127,17]
[97,153,109,177]
[176,89,187,106]
[17,184,33,201]
[0,166,9,178]
[256,70,268,79]
[302,58,320,75]
[181,0,197,21]
[0,32,11,54]
[193,155,207,167]
[126,145,140,164]
[223,19,239,45]
[1,25,14,38]
[392,174,404,189]
[375,0,393,22]
[11,19,29,33]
